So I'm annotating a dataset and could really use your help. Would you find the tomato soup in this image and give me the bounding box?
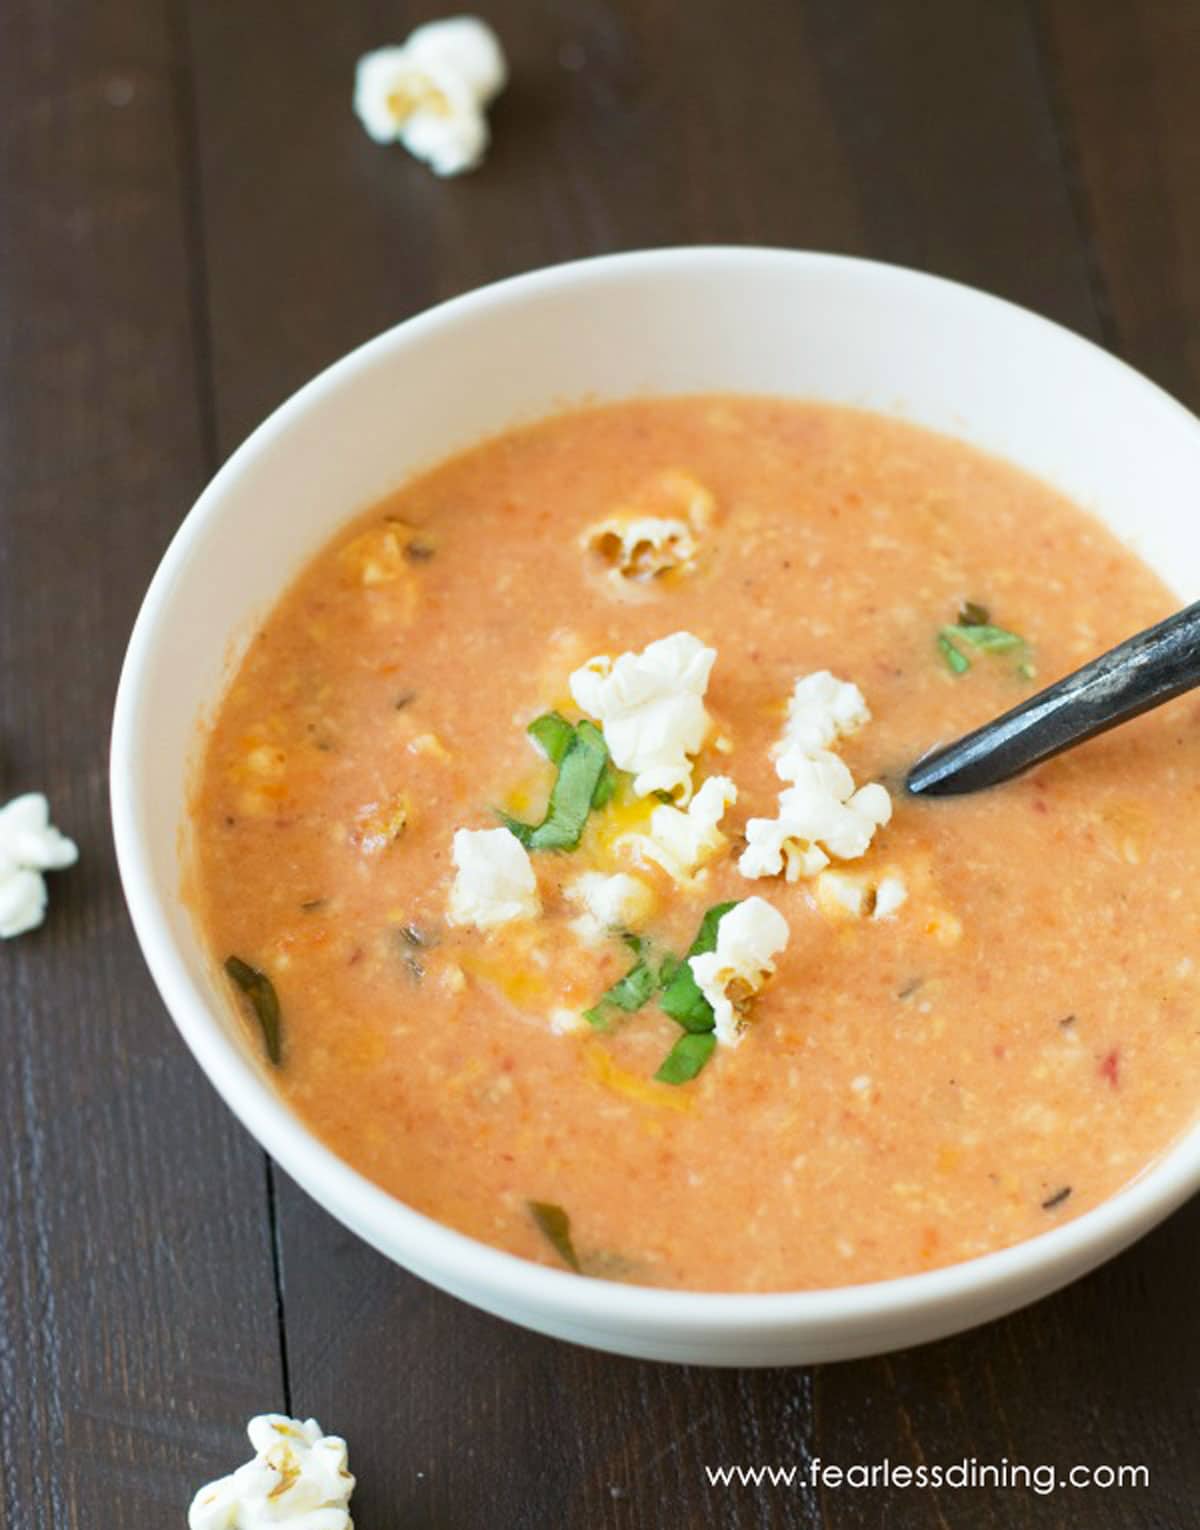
[190,398,1200,1291]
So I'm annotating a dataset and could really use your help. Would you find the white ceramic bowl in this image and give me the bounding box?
[111,248,1200,1365]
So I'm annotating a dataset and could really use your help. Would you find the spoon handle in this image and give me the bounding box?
[907,600,1200,796]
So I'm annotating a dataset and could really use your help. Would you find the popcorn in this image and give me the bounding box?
[448,827,541,928]
[0,869,48,940]
[583,471,715,583]
[814,869,908,920]
[0,793,78,939]
[569,631,716,801]
[688,897,790,1048]
[872,874,908,920]
[565,871,655,941]
[354,16,507,177]
[740,750,891,880]
[622,774,737,883]
[584,516,697,582]
[739,672,891,882]
[814,868,871,919]
[778,670,870,755]
[187,1414,354,1530]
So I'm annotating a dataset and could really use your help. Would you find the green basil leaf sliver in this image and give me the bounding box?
[528,1200,581,1271]
[527,710,575,765]
[655,1031,717,1085]
[955,623,1025,653]
[591,759,619,809]
[501,719,611,852]
[496,813,532,847]
[225,956,282,1065]
[659,900,738,1031]
[583,942,659,1029]
[605,961,658,1012]
[657,952,683,988]
[937,632,971,675]
[528,720,610,849]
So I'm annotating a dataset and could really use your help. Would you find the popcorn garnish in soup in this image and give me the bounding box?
[872,874,908,920]
[354,16,507,176]
[778,670,871,754]
[0,793,78,939]
[569,631,716,801]
[187,1414,354,1529]
[622,774,737,883]
[689,897,790,1048]
[448,827,541,928]
[815,868,909,921]
[583,470,716,583]
[739,671,892,881]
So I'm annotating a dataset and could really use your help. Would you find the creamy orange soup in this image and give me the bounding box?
[191,398,1200,1291]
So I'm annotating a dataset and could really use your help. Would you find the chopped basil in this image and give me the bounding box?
[591,757,619,809]
[1041,1185,1072,1211]
[583,906,738,1083]
[583,933,665,1029]
[659,900,738,1032]
[955,623,1025,653]
[528,1200,581,1271]
[937,631,971,675]
[651,901,743,1083]
[609,964,659,1009]
[501,717,612,851]
[527,710,575,766]
[655,1031,717,1085]
[939,610,1030,677]
[657,951,683,988]
[583,958,659,1030]
[225,956,282,1065]
[528,710,620,809]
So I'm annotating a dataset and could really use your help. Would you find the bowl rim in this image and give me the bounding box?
[111,245,1200,1338]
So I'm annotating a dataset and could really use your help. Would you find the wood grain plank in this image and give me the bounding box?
[0,1,284,1524]
[184,1,1189,1527]
[186,0,1100,449]
[1040,0,1200,408]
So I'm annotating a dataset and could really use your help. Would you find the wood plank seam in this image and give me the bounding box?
[1024,0,1121,352]
[161,0,294,1418]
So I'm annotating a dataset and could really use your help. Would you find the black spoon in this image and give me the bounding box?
[906,600,1200,796]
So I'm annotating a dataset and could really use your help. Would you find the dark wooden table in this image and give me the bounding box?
[3,2,1199,1525]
